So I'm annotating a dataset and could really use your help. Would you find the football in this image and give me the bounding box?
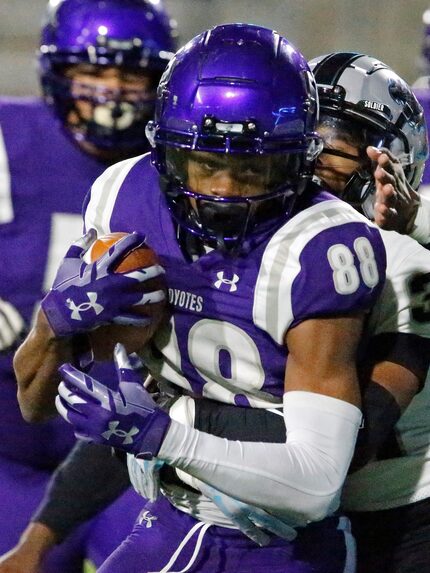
[85,232,159,273]
[85,232,168,360]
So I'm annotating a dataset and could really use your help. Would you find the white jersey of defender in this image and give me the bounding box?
[343,229,430,511]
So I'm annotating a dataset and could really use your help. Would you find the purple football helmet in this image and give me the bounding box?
[145,23,322,249]
[39,0,176,155]
[310,52,428,218]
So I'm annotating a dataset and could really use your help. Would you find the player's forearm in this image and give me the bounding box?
[159,391,362,526]
[0,522,58,570]
[14,308,73,422]
[18,522,57,551]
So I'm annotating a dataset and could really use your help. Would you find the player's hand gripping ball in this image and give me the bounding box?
[86,232,169,359]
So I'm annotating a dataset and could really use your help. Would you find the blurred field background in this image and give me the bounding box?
[0,0,429,96]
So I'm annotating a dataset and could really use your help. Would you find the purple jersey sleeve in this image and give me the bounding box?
[254,199,386,343]
[291,221,385,326]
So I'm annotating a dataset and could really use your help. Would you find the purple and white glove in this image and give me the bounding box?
[41,229,165,337]
[56,343,170,459]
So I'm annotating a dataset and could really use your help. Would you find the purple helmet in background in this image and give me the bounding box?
[39,0,176,155]
[146,23,322,249]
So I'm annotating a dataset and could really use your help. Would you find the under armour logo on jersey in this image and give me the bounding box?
[101,421,139,445]
[139,510,158,528]
[214,271,240,292]
[66,292,104,320]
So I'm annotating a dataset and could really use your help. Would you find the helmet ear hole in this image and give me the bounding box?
[306,137,324,162]
[145,121,157,148]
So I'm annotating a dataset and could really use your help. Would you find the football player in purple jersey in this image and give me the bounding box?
[15,23,387,573]
[0,0,175,572]
[89,50,430,573]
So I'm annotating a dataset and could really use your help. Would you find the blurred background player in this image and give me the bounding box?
[0,0,175,571]
[310,51,430,573]
[17,23,388,573]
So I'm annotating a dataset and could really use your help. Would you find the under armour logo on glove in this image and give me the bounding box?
[41,230,165,337]
[56,343,171,458]
[214,271,240,292]
[66,292,104,321]
[102,420,139,445]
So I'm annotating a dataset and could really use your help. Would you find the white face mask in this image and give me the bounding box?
[93,101,136,130]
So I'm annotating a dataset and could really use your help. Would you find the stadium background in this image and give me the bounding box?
[1,0,430,96]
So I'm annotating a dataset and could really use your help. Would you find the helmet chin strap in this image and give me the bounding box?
[312,169,375,220]
[341,170,374,212]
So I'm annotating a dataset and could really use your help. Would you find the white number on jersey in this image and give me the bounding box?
[0,125,13,224]
[408,272,430,322]
[43,213,83,294]
[30,213,83,325]
[188,318,265,402]
[327,237,379,295]
[150,317,272,407]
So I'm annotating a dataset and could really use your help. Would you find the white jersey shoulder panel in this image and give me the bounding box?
[84,154,144,236]
[253,199,373,344]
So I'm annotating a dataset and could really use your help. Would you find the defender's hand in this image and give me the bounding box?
[197,481,297,546]
[41,230,165,337]
[56,343,170,458]
[369,146,420,233]
[127,455,164,501]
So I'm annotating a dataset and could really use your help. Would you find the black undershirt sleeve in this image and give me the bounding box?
[195,332,429,472]
[32,441,131,543]
[348,332,430,470]
[194,399,286,441]
[363,332,430,389]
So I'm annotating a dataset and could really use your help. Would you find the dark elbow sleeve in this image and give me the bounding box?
[32,441,130,543]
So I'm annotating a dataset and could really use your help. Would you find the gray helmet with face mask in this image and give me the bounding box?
[309,52,429,218]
